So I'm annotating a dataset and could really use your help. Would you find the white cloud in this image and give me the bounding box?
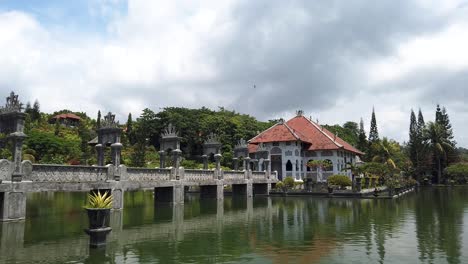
[1,0,468,147]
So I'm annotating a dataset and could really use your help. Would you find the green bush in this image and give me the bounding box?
[283,177,295,189]
[327,175,352,188]
[275,181,285,191]
[445,163,468,183]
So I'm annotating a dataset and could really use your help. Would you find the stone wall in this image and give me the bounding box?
[126,167,171,181]
[26,164,108,182]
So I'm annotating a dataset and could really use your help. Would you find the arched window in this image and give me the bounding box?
[295,160,299,171]
[286,160,292,171]
[270,147,282,155]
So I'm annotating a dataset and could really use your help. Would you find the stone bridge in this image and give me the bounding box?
[0,92,278,222]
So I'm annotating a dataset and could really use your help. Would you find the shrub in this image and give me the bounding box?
[275,181,285,191]
[445,163,468,183]
[283,177,295,189]
[327,175,352,189]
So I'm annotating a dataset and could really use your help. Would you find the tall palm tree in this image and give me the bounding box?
[424,122,453,183]
[371,137,397,170]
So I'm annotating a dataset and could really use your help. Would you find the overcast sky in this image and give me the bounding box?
[1,0,468,146]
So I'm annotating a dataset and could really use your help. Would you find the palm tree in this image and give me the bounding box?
[424,122,453,183]
[371,137,397,170]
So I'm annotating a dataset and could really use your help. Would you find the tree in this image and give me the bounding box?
[126,113,135,145]
[408,109,418,170]
[368,108,379,143]
[97,110,101,129]
[32,100,41,121]
[424,122,453,183]
[357,118,367,154]
[371,137,398,170]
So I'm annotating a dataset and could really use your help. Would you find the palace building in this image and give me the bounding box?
[247,111,364,182]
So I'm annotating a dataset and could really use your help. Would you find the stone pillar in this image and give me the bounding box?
[252,159,259,172]
[111,143,123,167]
[0,191,27,221]
[95,144,105,166]
[246,182,253,198]
[159,150,166,168]
[233,158,239,171]
[202,154,208,170]
[244,157,251,171]
[172,149,182,169]
[112,188,124,210]
[1,221,24,256]
[172,203,185,241]
[110,210,123,232]
[173,184,184,204]
[264,159,271,178]
[214,154,222,171]
[11,134,26,182]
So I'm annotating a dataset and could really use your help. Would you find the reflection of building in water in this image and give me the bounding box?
[248,111,363,181]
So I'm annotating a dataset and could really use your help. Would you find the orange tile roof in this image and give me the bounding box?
[249,115,364,155]
[53,113,81,120]
[249,122,299,143]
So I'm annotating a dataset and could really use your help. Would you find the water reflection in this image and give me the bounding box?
[0,188,467,263]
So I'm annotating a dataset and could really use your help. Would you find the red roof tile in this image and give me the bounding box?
[249,115,364,155]
[53,113,81,120]
[249,123,299,143]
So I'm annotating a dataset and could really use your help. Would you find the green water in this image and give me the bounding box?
[0,187,467,263]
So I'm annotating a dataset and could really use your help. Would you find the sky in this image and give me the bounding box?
[1,0,468,146]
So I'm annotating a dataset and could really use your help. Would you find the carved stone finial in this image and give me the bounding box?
[296,110,304,116]
[0,91,23,114]
[204,132,220,144]
[235,138,247,149]
[161,123,178,138]
[100,112,119,128]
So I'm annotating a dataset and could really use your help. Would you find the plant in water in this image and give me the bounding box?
[86,191,113,209]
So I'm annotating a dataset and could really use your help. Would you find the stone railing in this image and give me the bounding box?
[184,169,215,181]
[223,170,245,181]
[126,167,171,181]
[26,164,108,182]
[252,171,266,181]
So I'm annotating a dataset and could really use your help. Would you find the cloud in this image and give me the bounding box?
[1,0,468,146]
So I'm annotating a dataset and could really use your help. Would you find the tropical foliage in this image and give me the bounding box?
[86,191,113,209]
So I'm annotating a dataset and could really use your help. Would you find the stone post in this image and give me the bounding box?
[95,144,105,166]
[159,150,166,168]
[264,159,271,177]
[214,153,222,180]
[244,157,251,171]
[173,149,182,169]
[214,154,222,171]
[11,133,26,182]
[111,142,123,167]
[202,154,208,170]
[252,159,259,172]
[233,157,239,171]
[172,149,182,180]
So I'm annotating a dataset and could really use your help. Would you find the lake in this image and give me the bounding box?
[0,187,467,263]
